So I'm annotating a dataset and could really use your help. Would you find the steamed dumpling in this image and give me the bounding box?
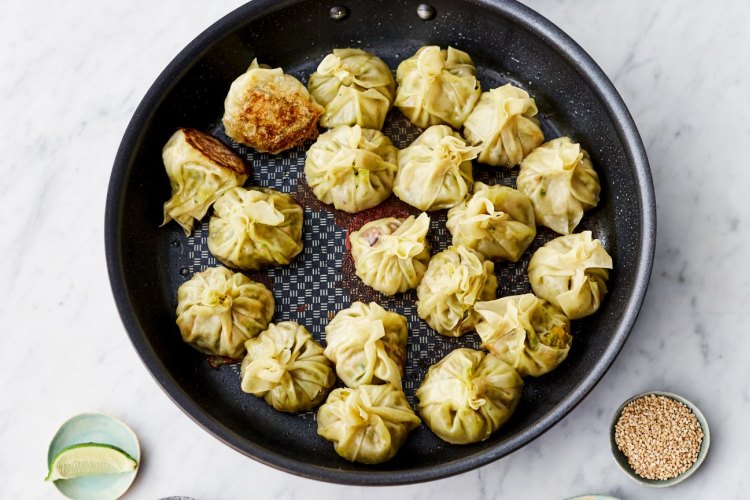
[223,59,323,153]
[417,246,497,337]
[474,294,571,377]
[446,183,536,262]
[240,321,335,412]
[324,302,407,389]
[528,231,612,319]
[463,84,544,167]
[395,46,481,129]
[394,125,479,211]
[176,266,274,359]
[416,348,523,444]
[517,137,600,234]
[208,187,303,271]
[308,48,395,130]
[304,125,398,213]
[350,213,431,295]
[317,384,421,464]
[161,128,248,236]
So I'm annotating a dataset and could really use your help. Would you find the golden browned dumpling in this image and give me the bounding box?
[223,59,324,154]
[176,266,275,359]
[161,128,248,236]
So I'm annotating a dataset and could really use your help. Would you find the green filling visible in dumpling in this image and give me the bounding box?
[473,293,572,377]
[305,125,398,213]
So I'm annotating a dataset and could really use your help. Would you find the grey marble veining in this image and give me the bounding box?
[1,0,748,498]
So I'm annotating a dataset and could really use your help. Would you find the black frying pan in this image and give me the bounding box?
[105,0,655,485]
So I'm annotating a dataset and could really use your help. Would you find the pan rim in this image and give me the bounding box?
[104,0,656,486]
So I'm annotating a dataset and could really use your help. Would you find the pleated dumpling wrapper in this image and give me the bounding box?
[417,246,497,337]
[317,384,421,464]
[517,137,600,235]
[394,125,479,211]
[304,125,398,213]
[208,187,303,271]
[176,266,275,359]
[446,183,536,262]
[240,321,335,412]
[416,348,523,444]
[463,84,545,167]
[161,128,249,236]
[308,48,395,130]
[350,213,431,296]
[528,231,612,319]
[324,302,407,389]
[223,59,323,154]
[395,46,481,129]
[474,294,571,377]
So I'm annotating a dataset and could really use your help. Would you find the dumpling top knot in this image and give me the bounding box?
[435,133,480,168]
[317,53,358,87]
[416,46,445,78]
[462,84,544,167]
[374,213,430,260]
[244,199,285,226]
[201,286,233,310]
[538,137,584,172]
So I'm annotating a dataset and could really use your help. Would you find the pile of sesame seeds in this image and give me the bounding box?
[614,394,704,480]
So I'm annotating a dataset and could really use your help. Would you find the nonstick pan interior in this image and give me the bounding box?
[106,0,655,485]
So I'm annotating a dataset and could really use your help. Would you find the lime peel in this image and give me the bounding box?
[45,442,138,481]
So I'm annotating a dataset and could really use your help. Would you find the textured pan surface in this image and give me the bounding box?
[105,0,655,485]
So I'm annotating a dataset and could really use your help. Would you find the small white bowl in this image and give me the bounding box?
[609,391,710,487]
[47,413,141,499]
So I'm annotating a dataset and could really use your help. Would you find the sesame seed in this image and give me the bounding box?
[614,395,704,480]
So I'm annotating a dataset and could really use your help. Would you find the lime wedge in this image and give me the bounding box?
[45,443,138,481]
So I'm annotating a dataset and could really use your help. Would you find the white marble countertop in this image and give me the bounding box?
[2,1,747,498]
